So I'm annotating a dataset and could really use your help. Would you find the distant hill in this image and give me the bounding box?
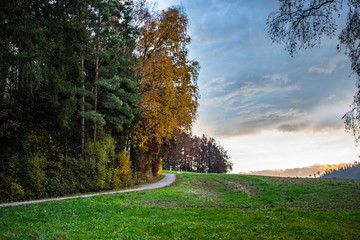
[321,163,360,179]
[247,163,355,178]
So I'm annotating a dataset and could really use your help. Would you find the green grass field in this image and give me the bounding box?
[1,171,360,239]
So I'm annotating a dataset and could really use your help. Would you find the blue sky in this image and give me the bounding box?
[157,0,359,172]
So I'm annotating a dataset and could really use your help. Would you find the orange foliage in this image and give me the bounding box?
[133,7,199,176]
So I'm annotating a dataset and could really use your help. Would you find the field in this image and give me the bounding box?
[1,171,360,239]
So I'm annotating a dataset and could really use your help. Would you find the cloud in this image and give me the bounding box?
[309,55,348,74]
[213,108,309,136]
[206,73,298,106]
[328,94,337,100]
[197,72,353,137]
[159,0,356,139]
[277,123,308,132]
[202,76,235,95]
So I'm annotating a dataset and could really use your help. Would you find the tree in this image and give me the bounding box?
[266,0,360,140]
[71,0,139,147]
[0,0,89,155]
[163,132,233,173]
[133,7,199,176]
[0,0,92,201]
[89,0,139,140]
[130,0,157,28]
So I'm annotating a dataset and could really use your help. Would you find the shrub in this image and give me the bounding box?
[83,134,116,191]
[9,182,25,201]
[24,153,46,199]
[1,131,138,202]
[113,150,134,188]
[136,168,154,183]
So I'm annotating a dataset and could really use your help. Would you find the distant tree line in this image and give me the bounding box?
[163,131,233,173]
[0,0,227,203]
[321,161,360,179]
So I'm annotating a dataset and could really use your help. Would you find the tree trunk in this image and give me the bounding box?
[93,14,101,141]
[94,53,99,141]
[81,54,85,150]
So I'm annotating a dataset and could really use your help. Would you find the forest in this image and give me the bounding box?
[321,162,360,179]
[0,0,232,202]
[163,131,232,173]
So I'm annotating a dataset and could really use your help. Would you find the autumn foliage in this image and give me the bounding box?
[133,7,199,176]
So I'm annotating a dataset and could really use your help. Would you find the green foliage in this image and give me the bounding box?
[2,180,25,203]
[0,0,141,202]
[86,0,139,138]
[83,135,116,191]
[25,154,46,199]
[0,152,46,202]
[83,110,106,126]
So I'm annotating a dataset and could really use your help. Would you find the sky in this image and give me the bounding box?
[157,0,359,173]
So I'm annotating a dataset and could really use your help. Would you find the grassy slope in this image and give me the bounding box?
[1,171,359,239]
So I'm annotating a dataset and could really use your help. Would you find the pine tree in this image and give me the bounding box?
[82,0,139,143]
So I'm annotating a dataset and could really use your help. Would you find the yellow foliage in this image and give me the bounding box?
[156,160,162,176]
[10,182,24,200]
[6,120,23,137]
[27,133,57,158]
[113,150,133,188]
[132,7,200,177]
[5,179,25,201]
[134,7,199,152]
[115,150,132,176]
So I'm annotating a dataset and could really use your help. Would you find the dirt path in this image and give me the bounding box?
[0,173,176,208]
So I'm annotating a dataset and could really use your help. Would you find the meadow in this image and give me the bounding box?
[1,171,360,239]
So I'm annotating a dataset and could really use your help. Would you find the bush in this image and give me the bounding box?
[113,150,134,188]
[9,182,25,201]
[136,168,154,183]
[25,153,46,199]
[83,134,116,191]
[61,156,88,194]
[1,131,138,203]
[0,149,48,201]
[1,179,25,202]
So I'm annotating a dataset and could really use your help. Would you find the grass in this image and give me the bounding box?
[1,171,360,239]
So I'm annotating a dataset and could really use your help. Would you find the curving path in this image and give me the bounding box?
[0,173,176,208]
